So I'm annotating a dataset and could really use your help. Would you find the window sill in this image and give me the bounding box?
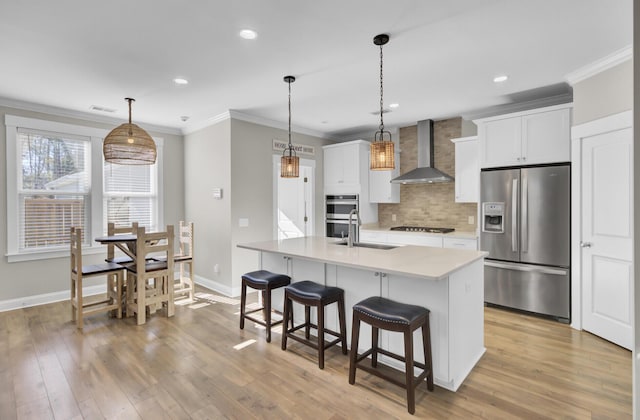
[6,245,105,263]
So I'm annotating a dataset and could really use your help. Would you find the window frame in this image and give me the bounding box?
[5,114,163,262]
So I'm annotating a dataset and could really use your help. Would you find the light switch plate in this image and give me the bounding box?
[468,216,475,225]
[239,218,249,227]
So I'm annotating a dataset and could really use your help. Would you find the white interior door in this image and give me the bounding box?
[274,157,314,239]
[581,126,633,350]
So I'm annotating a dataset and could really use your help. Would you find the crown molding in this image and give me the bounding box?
[182,108,339,141]
[463,93,573,121]
[565,45,633,86]
[0,96,182,135]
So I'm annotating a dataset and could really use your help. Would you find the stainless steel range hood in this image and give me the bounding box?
[390,119,454,184]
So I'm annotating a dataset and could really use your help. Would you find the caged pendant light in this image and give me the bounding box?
[281,75,299,178]
[103,98,157,165]
[370,34,395,171]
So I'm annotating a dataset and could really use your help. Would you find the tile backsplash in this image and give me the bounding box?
[378,117,478,232]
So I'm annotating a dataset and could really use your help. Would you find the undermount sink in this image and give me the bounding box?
[334,241,398,250]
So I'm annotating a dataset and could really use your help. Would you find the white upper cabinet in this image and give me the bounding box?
[476,104,572,168]
[450,136,478,203]
[324,142,360,189]
[369,139,400,203]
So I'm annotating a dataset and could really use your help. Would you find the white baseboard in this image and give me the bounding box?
[0,275,240,312]
[194,275,241,297]
[0,285,106,313]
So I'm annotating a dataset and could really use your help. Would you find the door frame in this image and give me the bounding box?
[570,109,633,330]
[272,155,316,240]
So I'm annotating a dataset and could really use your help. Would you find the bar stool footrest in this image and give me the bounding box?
[286,323,344,350]
[243,314,284,328]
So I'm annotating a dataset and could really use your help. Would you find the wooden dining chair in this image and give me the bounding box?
[153,221,195,301]
[106,222,139,264]
[125,225,175,325]
[70,227,124,329]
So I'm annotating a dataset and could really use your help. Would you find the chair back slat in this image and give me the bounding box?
[107,222,139,261]
[70,226,82,272]
[178,221,194,258]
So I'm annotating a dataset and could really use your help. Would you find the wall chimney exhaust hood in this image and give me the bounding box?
[390,119,454,184]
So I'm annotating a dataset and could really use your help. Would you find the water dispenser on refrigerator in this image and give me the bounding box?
[482,202,504,233]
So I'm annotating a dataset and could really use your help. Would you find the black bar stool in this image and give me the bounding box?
[281,280,347,369]
[348,296,434,415]
[240,270,291,343]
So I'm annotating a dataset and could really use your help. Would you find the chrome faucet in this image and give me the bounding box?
[347,209,361,248]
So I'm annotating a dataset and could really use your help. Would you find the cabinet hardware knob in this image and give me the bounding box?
[580,242,593,248]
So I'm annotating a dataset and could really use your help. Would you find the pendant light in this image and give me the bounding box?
[370,34,395,171]
[103,98,157,165]
[281,75,299,178]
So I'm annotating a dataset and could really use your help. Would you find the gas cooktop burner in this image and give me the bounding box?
[390,226,455,234]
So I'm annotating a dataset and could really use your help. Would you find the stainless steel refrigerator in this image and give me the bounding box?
[480,164,570,322]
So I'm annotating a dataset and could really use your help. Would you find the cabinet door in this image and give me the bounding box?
[443,237,477,250]
[453,139,478,203]
[323,146,344,186]
[386,232,443,247]
[522,108,571,165]
[479,117,522,168]
[369,151,400,203]
[336,266,382,353]
[359,230,388,244]
[340,143,360,185]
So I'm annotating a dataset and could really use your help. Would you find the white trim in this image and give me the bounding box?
[194,274,240,297]
[569,109,633,330]
[565,45,633,86]
[5,114,164,262]
[181,111,232,135]
[473,102,574,124]
[0,285,105,313]
[0,97,181,135]
[571,110,633,140]
[181,108,341,141]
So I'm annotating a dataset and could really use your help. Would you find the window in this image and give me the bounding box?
[5,115,163,262]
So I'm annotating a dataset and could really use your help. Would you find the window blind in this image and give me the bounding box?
[17,130,90,249]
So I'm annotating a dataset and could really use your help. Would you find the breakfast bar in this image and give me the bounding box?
[238,236,487,391]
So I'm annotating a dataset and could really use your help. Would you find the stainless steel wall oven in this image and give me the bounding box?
[325,194,358,239]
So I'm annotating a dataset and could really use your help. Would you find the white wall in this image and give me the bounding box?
[184,117,331,296]
[0,106,185,305]
[183,119,233,294]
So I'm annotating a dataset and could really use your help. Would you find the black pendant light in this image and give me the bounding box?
[281,75,299,178]
[370,34,395,171]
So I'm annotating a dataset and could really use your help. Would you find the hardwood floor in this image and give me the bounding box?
[0,286,631,419]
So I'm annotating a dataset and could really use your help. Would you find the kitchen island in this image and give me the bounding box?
[237,236,487,391]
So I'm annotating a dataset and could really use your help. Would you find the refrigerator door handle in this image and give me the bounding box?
[511,179,518,253]
[485,260,568,276]
[522,176,528,253]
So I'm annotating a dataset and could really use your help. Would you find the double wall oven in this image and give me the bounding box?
[325,194,359,240]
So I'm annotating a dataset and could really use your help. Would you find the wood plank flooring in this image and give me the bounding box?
[0,286,631,419]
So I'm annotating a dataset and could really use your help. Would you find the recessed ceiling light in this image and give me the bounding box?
[173,78,189,85]
[389,103,399,109]
[239,29,257,40]
[493,75,508,83]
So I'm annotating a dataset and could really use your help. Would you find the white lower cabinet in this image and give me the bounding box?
[261,252,325,324]
[260,253,485,391]
[359,230,388,244]
[443,237,478,250]
[386,232,443,247]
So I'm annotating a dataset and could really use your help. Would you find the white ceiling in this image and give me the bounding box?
[0,0,632,139]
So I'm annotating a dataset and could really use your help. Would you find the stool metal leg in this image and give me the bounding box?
[404,328,415,415]
[348,312,361,384]
[239,279,247,330]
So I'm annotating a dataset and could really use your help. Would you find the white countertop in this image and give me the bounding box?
[238,236,487,280]
[361,225,478,240]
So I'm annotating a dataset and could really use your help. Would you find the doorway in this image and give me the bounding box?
[273,156,315,239]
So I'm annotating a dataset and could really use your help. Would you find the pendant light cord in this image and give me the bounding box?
[288,79,292,148]
[379,42,384,135]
